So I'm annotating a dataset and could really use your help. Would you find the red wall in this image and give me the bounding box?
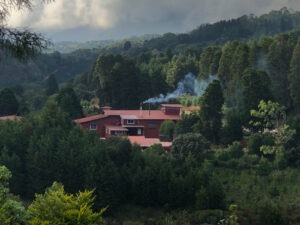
[79,116,177,139]
[80,116,120,138]
[161,107,181,115]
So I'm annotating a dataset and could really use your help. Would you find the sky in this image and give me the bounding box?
[7,0,300,42]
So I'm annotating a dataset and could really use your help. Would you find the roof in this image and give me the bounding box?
[74,114,108,124]
[120,115,138,120]
[104,110,180,120]
[160,104,183,108]
[106,126,128,131]
[127,136,172,148]
[0,115,23,121]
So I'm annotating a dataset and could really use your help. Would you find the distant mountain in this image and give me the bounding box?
[1,8,300,89]
[50,34,160,53]
[143,7,300,50]
[49,40,116,54]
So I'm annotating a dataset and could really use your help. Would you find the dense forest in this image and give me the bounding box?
[1,7,300,225]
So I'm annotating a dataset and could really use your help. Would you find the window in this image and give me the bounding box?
[148,122,157,128]
[89,123,97,130]
[137,128,142,135]
[127,119,135,124]
[115,131,126,136]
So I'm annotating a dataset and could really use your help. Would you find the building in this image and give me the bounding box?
[74,104,182,148]
[0,115,23,121]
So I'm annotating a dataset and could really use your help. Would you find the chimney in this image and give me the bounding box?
[140,102,143,117]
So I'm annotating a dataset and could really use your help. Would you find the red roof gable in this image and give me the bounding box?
[74,114,108,124]
[104,110,180,120]
[160,104,182,108]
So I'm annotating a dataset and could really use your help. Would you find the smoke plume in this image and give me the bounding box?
[143,73,217,104]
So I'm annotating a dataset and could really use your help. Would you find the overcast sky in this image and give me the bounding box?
[7,0,300,42]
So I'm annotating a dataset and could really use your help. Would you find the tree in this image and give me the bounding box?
[0,88,19,116]
[172,133,210,161]
[242,69,273,121]
[250,100,286,131]
[27,182,105,225]
[56,87,83,119]
[267,34,293,107]
[0,0,52,58]
[123,41,131,51]
[0,166,27,225]
[45,74,59,96]
[159,120,175,141]
[288,43,300,113]
[199,46,221,78]
[197,80,224,143]
[221,109,243,145]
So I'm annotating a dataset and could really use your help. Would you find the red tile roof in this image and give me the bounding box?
[104,110,180,120]
[74,114,108,124]
[127,136,172,148]
[160,104,183,108]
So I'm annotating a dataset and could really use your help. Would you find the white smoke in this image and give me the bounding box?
[143,73,217,104]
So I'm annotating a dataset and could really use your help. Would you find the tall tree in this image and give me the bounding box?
[198,80,224,143]
[199,46,221,79]
[45,74,59,96]
[267,34,293,107]
[56,87,83,119]
[288,43,300,113]
[0,88,19,116]
[242,69,273,121]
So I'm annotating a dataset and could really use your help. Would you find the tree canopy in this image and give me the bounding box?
[0,0,52,58]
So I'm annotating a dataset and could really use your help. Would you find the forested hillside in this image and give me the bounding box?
[1,7,300,225]
[1,8,300,89]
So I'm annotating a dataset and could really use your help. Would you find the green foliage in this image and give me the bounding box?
[216,142,244,161]
[0,88,19,116]
[267,34,293,107]
[288,43,300,113]
[196,174,225,210]
[159,120,175,141]
[197,80,224,143]
[175,112,199,135]
[242,69,273,122]
[0,166,27,225]
[27,182,105,225]
[199,46,221,78]
[247,133,269,155]
[250,100,286,131]
[45,74,59,96]
[172,133,210,162]
[257,201,286,225]
[56,87,83,119]
[221,109,243,145]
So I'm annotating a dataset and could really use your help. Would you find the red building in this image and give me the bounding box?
[74,104,182,148]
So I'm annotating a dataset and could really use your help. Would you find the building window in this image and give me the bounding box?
[137,128,142,135]
[127,119,135,124]
[89,123,97,130]
[148,122,157,128]
[115,131,125,136]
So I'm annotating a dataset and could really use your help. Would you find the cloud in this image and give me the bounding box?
[6,0,300,41]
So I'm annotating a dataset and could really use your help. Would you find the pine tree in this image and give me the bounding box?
[288,43,300,113]
[45,74,59,96]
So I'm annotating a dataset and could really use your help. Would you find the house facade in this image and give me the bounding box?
[74,104,182,147]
